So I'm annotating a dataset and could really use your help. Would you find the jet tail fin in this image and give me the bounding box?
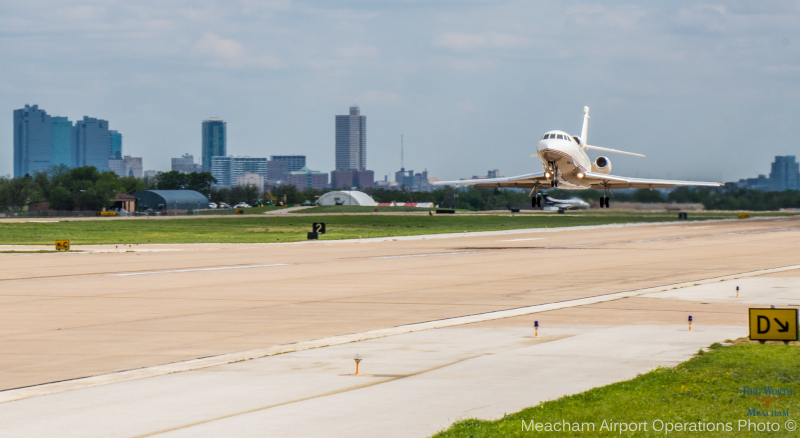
[580,106,589,146]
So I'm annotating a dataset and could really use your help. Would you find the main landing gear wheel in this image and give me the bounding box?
[599,196,609,208]
[531,196,542,208]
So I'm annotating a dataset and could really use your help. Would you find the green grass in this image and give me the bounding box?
[0,211,792,245]
[432,342,800,437]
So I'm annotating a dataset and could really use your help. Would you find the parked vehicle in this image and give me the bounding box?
[234,203,251,209]
[208,202,218,209]
[219,202,230,208]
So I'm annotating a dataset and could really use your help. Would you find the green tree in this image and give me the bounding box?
[1,177,35,211]
[156,171,188,190]
[49,186,75,211]
[186,172,216,196]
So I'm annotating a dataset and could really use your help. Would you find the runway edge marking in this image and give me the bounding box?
[2,263,799,404]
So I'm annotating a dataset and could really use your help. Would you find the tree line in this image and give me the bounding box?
[3,168,799,212]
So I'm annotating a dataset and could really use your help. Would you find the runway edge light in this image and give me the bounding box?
[534,320,539,338]
[353,354,362,375]
[688,315,693,331]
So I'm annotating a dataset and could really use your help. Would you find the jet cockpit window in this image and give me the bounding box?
[542,134,549,139]
[556,134,564,140]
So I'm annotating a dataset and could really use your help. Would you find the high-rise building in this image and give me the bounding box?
[172,154,201,173]
[13,105,52,177]
[335,106,366,171]
[211,156,268,187]
[72,116,110,171]
[202,118,226,172]
[50,116,73,168]
[270,155,306,172]
[769,156,799,191]
[109,130,123,159]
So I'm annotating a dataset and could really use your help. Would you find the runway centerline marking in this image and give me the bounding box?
[369,252,476,260]
[107,264,290,276]
[499,238,547,242]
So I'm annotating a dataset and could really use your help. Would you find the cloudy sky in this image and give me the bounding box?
[2,1,798,181]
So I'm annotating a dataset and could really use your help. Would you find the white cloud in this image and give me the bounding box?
[433,32,528,51]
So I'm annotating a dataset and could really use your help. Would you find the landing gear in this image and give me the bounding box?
[528,184,542,209]
[547,162,558,188]
[599,185,610,208]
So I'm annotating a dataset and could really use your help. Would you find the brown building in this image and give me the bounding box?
[284,167,328,190]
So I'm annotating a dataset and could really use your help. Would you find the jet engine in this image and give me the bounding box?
[591,156,611,174]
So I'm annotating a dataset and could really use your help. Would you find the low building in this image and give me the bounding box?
[236,172,264,191]
[212,156,268,187]
[172,154,201,173]
[132,190,209,211]
[108,156,142,178]
[316,190,377,206]
[283,166,328,190]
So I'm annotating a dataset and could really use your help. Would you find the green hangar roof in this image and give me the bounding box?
[133,190,209,211]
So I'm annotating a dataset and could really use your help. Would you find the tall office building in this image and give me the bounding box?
[270,155,306,172]
[769,156,799,191]
[13,105,52,177]
[50,116,73,167]
[202,118,226,172]
[109,130,122,159]
[211,156,268,187]
[335,106,366,171]
[72,116,110,172]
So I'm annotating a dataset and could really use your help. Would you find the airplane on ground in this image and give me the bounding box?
[434,107,722,208]
[541,194,590,210]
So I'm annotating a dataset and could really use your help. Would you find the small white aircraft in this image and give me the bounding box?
[541,194,590,210]
[435,107,722,208]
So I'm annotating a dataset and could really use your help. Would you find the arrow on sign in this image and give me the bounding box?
[774,318,789,333]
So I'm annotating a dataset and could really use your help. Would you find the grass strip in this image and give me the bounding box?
[432,341,799,437]
[0,211,792,245]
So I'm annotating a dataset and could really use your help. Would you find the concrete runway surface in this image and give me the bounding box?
[0,217,798,437]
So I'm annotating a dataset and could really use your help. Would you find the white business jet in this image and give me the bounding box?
[434,107,722,208]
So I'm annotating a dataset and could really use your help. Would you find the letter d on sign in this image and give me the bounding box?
[757,315,770,334]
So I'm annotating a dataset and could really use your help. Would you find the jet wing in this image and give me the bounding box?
[583,172,723,189]
[433,172,547,189]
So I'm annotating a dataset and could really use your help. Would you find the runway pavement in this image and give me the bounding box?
[0,217,798,437]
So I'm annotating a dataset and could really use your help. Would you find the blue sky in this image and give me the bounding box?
[2,1,798,181]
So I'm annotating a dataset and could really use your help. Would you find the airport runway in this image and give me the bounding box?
[0,217,798,436]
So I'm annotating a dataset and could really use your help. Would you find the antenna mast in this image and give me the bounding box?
[401,134,404,169]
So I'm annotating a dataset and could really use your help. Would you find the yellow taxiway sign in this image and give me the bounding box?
[749,308,798,342]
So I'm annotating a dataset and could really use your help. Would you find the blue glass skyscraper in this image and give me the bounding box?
[72,116,110,172]
[202,118,226,172]
[50,116,73,167]
[13,105,52,177]
[109,130,123,159]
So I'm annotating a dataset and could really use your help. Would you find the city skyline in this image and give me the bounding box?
[1,2,799,181]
